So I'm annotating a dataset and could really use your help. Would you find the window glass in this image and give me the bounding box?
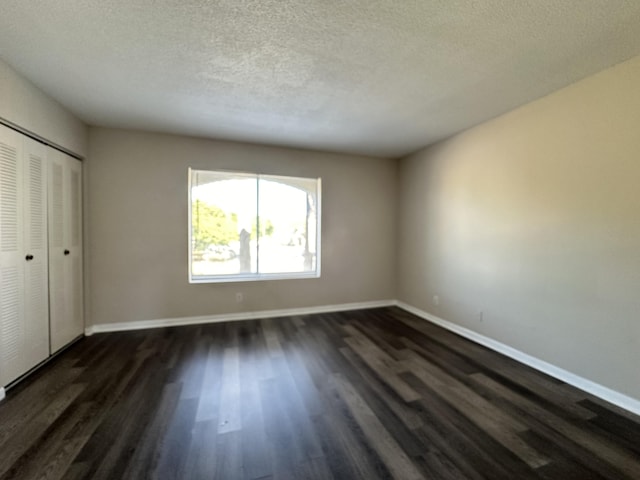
[189,169,320,282]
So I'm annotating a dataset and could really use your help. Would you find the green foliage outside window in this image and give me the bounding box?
[251,218,275,240]
[191,200,239,252]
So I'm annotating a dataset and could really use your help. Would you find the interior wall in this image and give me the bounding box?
[87,128,397,327]
[0,58,87,156]
[398,55,640,401]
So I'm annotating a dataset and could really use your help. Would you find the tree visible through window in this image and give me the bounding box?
[189,169,321,282]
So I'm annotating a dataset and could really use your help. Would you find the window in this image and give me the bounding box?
[188,169,321,283]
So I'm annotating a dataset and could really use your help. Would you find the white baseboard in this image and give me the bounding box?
[396,301,640,417]
[85,299,396,336]
[0,387,5,402]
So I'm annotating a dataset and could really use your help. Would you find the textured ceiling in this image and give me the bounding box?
[2,1,640,158]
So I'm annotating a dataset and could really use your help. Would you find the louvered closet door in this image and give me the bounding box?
[49,149,83,353]
[0,125,26,386]
[23,137,49,369]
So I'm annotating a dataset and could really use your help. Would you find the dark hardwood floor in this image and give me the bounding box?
[0,307,639,479]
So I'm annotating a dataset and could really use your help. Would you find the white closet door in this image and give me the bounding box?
[48,151,65,353]
[23,137,49,368]
[0,125,26,386]
[67,156,83,346]
[49,149,83,353]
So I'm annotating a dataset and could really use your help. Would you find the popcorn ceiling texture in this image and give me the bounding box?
[1,1,640,157]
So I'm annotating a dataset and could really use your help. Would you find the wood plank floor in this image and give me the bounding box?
[0,307,639,479]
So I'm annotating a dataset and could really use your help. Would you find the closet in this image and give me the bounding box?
[0,123,83,387]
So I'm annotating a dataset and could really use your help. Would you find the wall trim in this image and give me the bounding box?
[396,301,640,417]
[85,299,397,336]
[0,387,5,402]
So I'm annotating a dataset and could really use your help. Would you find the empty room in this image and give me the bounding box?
[1,2,639,479]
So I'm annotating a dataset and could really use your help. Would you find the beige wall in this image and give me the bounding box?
[87,128,397,326]
[0,59,87,156]
[398,55,640,401]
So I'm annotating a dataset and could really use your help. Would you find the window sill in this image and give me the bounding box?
[189,271,321,284]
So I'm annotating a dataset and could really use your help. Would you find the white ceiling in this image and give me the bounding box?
[2,1,640,158]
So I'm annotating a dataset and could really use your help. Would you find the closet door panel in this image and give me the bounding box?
[0,125,25,385]
[23,137,49,368]
[48,151,67,353]
[68,159,83,342]
[49,157,64,291]
[49,150,83,353]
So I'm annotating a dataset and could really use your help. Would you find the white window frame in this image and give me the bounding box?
[188,168,321,283]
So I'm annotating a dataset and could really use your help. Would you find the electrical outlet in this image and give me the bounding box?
[236,292,243,303]
[433,295,439,306]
